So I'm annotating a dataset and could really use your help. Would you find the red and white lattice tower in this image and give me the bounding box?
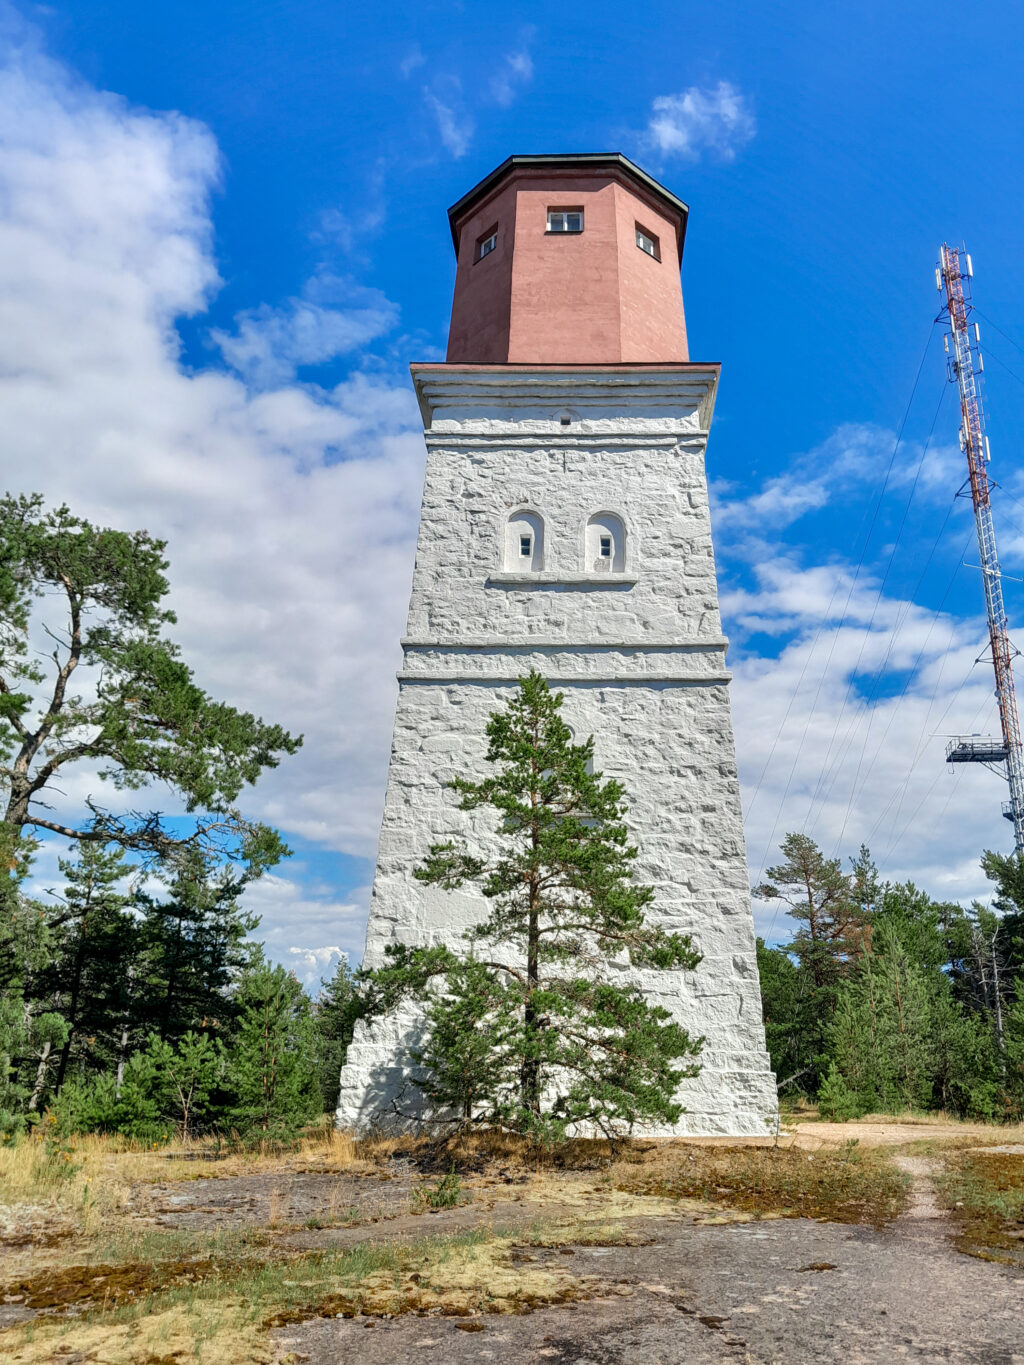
[940,245,1024,855]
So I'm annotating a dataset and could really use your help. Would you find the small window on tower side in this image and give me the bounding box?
[635,225,659,259]
[506,510,544,572]
[586,513,625,573]
[476,226,498,261]
[547,208,584,234]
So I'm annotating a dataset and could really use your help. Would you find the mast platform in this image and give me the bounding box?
[945,736,1009,764]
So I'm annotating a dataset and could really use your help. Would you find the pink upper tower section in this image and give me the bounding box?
[445,154,689,365]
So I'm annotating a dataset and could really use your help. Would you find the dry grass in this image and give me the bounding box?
[787,1113,1024,1154]
[352,1128,621,1174]
[614,1139,911,1226]
[0,1226,591,1363]
[0,1125,363,1209]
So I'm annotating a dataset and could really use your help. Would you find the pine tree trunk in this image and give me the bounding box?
[990,928,1005,1068]
[521,748,542,1117]
[522,897,540,1114]
[55,912,91,1093]
[27,1039,51,1111]
[114,966,136,1097]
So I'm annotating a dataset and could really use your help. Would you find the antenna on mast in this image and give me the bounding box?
[939,244,1024,854]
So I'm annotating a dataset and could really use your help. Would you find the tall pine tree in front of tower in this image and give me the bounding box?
[370,672,703,1143]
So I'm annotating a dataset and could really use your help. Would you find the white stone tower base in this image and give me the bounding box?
[336,367,777,1137]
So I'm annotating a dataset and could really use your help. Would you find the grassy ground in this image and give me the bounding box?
[0,1114,1017,1362]
[2,1226,602,1364]
[614,1138,910,1226]
[933,1146,1024,1265]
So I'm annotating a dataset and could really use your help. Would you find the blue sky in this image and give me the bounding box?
[4,1,1024,973]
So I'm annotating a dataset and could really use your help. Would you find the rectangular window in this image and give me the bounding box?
[520,534,532,557]
[547,209,584,234]
[635,225,659,259]
[476,227,498,261]
[599,535,613,558]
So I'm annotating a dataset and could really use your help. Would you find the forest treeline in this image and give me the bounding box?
[756,834,1024,1119]
[1,839,359,1140]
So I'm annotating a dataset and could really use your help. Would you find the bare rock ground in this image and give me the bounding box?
[272,1156,1024,1365]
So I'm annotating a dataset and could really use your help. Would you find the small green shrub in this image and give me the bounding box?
[817,1063,862,1121]
[412,1164,466,1211]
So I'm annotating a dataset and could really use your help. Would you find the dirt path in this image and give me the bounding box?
[891,1155,944,1224]
[786,1117,1024,1149]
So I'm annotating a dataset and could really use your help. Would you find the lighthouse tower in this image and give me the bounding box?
[337,154,777,1136]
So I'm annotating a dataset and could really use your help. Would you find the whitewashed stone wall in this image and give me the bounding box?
[336,368,778,1136]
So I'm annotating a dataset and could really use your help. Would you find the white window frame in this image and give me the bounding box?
[547,209,584,234]
[478,231,497,259]
[520,533,533,557]
[635,225,659,259]
[505,510,544,572]
[585,512,627,573]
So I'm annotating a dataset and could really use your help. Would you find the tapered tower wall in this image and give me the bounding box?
[336,366,778,1136]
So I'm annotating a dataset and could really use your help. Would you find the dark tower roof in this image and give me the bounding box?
[447,153,689,257]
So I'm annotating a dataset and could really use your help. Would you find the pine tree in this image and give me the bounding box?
[38,842,135,1097]
[829,921,934,1113]
[412,956,521,1125]
[0,493,299,879]
[145,1031,224,1143]
[817,1061,860,1121]
[849,844,880,929]
[369,672,703,1143]
[755,834,869,1088]
[930,987,1000,1119]
[228,955,321,1139]
[829,952,885,1111]
[313,956,360,1113]
[0,888,68,1133]
[755,834,865,991]
[756,937,811,1090]
[1004,974,1024,1114]
[134,850,260,1046]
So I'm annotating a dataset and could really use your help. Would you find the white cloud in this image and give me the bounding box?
[489,47,533,108]
[243,870,369,979]
[644,81,756,162]
[731,590,1001,940]
[213,273,399,388]
[287,947,347,989]
[0,29,426,918]
[711,429,1010,934]
[712,423,956,544]
[399,46,425,79]
[424,88,473,159]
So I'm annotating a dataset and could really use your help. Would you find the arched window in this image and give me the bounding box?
[585,513,625,573]
[505,510,544,571]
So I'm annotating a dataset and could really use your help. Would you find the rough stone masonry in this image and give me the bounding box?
[336,156,778,1135]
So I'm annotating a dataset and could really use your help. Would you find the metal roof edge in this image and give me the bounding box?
[446,153,690,253]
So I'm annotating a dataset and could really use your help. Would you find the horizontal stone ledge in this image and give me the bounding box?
[486,572,639,587]
[396,671,732,686]
[401,637,729,651]
[424,434,710,449]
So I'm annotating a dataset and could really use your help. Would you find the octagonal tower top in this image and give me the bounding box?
[445,153,689,365]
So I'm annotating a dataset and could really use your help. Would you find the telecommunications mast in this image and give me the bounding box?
[940,245,1024,855]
